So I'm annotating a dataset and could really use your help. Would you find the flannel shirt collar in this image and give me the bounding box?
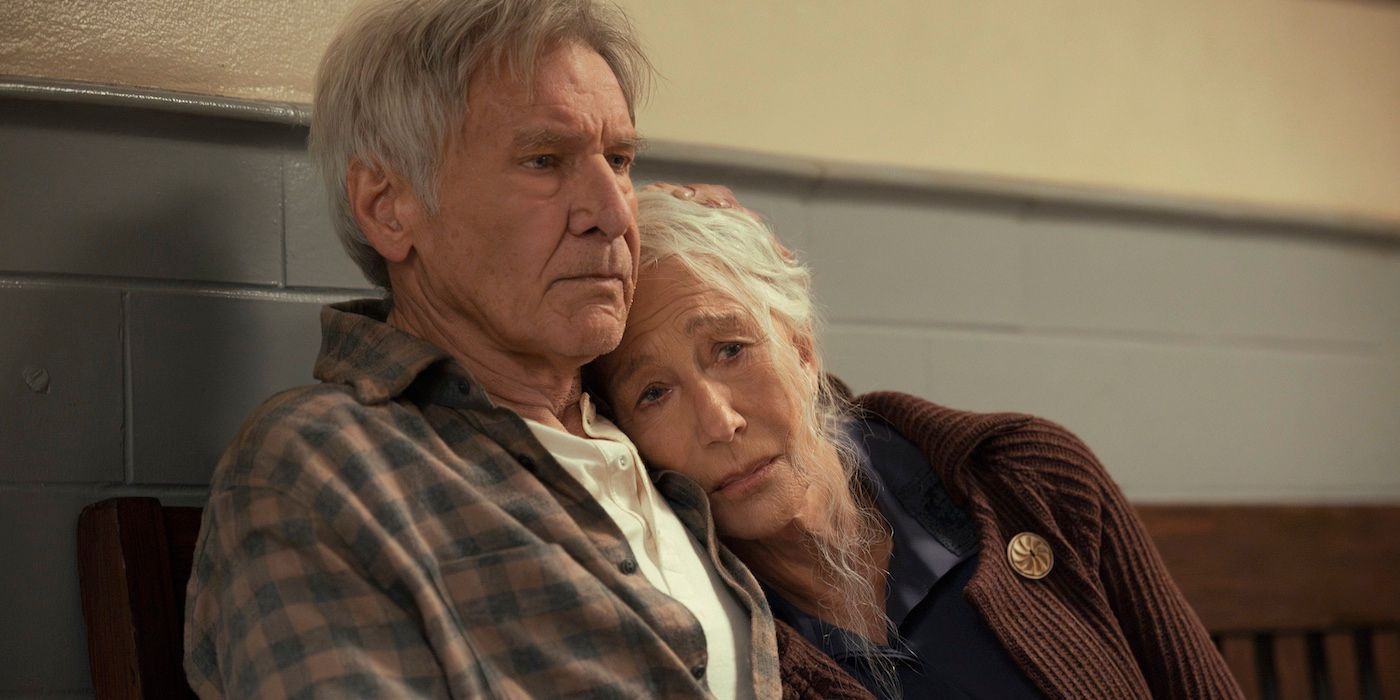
[314,298,487,408]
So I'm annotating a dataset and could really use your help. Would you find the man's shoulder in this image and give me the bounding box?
[236,381,380,443]
[211,382,434,493]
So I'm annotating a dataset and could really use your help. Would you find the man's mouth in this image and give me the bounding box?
[557,271,626,284]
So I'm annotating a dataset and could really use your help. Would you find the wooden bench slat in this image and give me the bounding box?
[1373,631,1400,699]
[1221,635,1263,700]
[1273,633,1311,700]
[1323,632,1360,699]
[1136,504,1400,699]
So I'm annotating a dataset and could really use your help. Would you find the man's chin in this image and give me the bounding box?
[553,312,627,360]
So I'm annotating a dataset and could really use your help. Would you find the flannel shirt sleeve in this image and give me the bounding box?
[185,483,462,699]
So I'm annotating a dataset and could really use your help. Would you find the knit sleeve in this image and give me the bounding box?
[1033,418,1245,700]
[773,620,876,700]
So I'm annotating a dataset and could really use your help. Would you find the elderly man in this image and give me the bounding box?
[182,1,781,697]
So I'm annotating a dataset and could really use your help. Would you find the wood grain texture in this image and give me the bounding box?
[77,500,143,699]
[1136,505,1400,632]
[77,498,199,700]
[1138,504,1400,699]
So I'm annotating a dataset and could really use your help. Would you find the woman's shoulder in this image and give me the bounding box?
[852,390,1122,570]
[851,390,1115,493]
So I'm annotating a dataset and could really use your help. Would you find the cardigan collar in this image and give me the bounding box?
[853,391,1032,496]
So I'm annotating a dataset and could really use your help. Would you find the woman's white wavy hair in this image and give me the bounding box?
[629,190,895,690]
[310,0,651,289]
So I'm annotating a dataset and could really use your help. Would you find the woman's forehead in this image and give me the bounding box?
[629,263,749,332]
[622,293,753,353]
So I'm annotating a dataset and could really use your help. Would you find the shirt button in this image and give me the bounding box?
[618,455,630,467]
[618,558,638,575]
[690,664,706,680]
[1007,532,1054,579]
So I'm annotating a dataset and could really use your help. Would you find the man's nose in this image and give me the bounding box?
[695,381,746,444]
[568,155,633,240]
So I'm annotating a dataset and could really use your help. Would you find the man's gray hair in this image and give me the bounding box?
[310,0,651,289]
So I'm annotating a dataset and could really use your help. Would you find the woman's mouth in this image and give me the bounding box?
[712,456,778,498]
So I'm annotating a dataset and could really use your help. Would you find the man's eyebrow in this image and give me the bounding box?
[511,127,646,153]
[616,134,647,153]
[511,127,576,151]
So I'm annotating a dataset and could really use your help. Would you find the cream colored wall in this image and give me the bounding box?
[0,0,345,102]
[2,0,1398,224]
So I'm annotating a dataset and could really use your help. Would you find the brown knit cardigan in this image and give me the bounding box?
[774,391,1243,700]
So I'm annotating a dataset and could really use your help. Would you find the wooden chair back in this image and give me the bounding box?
[77,497,202,700]
[1136,504,1400,700]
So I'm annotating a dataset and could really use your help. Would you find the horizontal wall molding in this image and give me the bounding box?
[4,75,1397,240]
[0,272,378,301]
[0,75,309,125]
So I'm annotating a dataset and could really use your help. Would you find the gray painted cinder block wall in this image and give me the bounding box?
[2,94,1397,697]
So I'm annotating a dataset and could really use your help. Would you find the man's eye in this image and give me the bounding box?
[608,154,633,172]
[525,155,558,169]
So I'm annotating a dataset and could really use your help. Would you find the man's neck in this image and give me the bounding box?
[385,293,588,436]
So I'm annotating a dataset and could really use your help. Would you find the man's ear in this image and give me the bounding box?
[347,159,417,263]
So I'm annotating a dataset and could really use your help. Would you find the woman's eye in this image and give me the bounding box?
[637,386,666,406]
[718,343,745,361]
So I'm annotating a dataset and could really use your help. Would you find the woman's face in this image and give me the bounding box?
[598,258,818,541]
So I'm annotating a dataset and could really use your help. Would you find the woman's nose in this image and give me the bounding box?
[696,382,745,443]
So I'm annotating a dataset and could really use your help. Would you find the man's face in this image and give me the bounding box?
[407,41,641,366]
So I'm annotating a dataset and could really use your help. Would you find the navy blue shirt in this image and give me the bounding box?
[765,420,1044,699]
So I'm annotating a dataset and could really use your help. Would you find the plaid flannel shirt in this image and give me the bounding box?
[184,299,781,698]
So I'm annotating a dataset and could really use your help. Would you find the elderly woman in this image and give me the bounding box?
[588,189,1243,700]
